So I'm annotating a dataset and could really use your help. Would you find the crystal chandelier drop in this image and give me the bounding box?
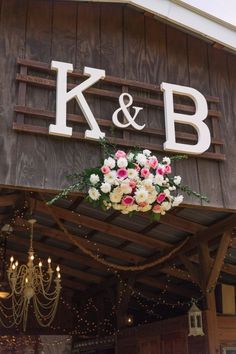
[0,219,61,331]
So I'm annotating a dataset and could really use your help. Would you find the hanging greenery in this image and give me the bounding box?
[48,140,209,220]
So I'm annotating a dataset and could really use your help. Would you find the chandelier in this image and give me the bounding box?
[0,219,61,331]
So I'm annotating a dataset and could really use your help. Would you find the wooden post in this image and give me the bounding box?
[198,243,220,354]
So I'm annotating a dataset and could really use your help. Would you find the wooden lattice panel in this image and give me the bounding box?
[14,58,225,161]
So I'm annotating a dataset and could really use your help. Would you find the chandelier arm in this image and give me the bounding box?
[34,292,60,311]
[38,278,60,300]
[0,313,17,328]
[33,297,58,322]
[9,265,28,295]
[34,296,59,309]
[33,296,59,327]
[12,295,25,322]
[0,304,16,320]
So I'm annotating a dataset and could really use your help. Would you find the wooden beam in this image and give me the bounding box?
[157,213,207,234]
[15,218,144,264]
[190,254,236,276]
[152,214,236,268]
[138,276,196,298]
[179,255,201,287]
[204,291,220,353]
[14,224,107,271]
[160,266,193,282]
[207,231,232,291]
[31,198,172,250]
[198,242,211,292]
[0,193,20,207]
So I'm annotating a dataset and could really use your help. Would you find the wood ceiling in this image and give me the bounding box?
[0,188,236,304]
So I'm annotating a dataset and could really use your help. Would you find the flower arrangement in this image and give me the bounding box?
[49,143,208,220]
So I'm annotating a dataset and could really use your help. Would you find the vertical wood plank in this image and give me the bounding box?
[145,17,167,148]
[74,3,102,173]
[44,0,77,190]
[188,37,224,208]
[225,53,236,210]
[0,0,28,186]
[14,0,53,188]
[124,7,147,145]
[166,26,200,205]
[100,3,123,144]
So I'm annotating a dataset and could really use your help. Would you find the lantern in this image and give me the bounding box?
[188,303,204,336]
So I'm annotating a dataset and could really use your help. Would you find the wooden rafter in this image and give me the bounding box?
[154,212,207,234]
[207,231,232,291]
[15,218,144,264]
[0,193,20,207]
[179,255,201,287]
[138,276,197,298]
[31,198,172,250]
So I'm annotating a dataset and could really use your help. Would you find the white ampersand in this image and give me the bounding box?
[112,93,145,130]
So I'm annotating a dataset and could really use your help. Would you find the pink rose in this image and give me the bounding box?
[115,150,126,159]
[148,156,158,169]
[101,165,110,174]
[129,180,136,189]
[138,202,148,207]
[134,163,141,172]
[141,168,150,178]
[156,192,166,204]
[122,196,134,206]
[164,165,172,174]
[157,167,164,176]
[152,204,161,213]
[117,168,128,179]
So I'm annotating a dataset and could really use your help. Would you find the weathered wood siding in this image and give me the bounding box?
[0,0,235,210]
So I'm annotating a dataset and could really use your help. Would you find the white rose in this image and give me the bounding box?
[135,188,149,203]
[128,168,138,180]
[164,189,171,197]
[117,157,128,168]
[88,187,101,201]
[169,186,176,191]
[127,152,135,161]
[143,149,151,156]
[100,182,111,193]
[120,183,132,194]
[89,174,100,185]
[110,192,122,203]
[154,174,164,186]
[172,195,184,207]
[136,153,147,166]
[104,171,117,185]
[174,176,182,185]
[163,157,171,165]
[147,192,157,204]
[104,157,116,169]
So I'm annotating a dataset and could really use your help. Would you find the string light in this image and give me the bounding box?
[5,196,223,338]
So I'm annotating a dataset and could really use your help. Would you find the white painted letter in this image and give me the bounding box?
[50,61,106,140]
[160,82,211,155]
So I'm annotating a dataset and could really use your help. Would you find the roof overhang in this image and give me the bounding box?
[78,0,236,52]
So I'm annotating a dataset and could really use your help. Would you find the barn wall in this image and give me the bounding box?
[117,314,236,354]
[0,0,235,209]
